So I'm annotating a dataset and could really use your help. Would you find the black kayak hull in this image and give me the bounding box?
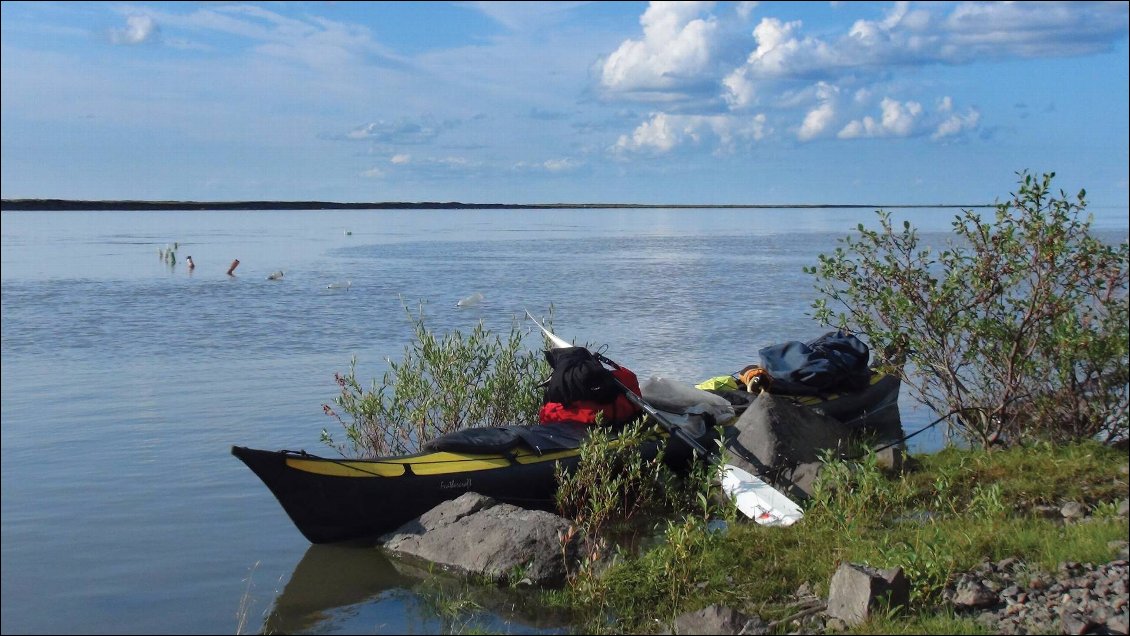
[232,437,667,544]
[233,372,901,544]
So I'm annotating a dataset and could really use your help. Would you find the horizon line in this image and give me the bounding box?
[0,198,995,211]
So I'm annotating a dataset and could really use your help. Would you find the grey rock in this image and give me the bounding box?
[671,604,763,635]
[873,445,905,474]
[381,492,577,587]
[954,579,1000,609]
[1107,611,1129,635]
[946,556,1128,636]
[826,563,909,627]
[1060,610,1096,635]
[1061,501,1087,520]
[722,393,851,499]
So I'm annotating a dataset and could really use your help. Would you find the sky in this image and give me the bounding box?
[2,1,1128,210]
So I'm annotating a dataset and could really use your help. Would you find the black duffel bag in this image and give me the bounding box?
[758,330,872,396]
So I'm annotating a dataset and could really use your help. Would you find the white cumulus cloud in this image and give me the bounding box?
[796,82,840,141]
[110,15,159,45]
[613,111,768,154]
[931,107,980,141]
[838,97,923,139]
[735,2,759,21]
[721,2,1128,111]
[599,1,719,97]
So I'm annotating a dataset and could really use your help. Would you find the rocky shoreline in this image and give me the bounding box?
[945,552,1129,635]
[672,552,1129,635]
[669,500,1130,635]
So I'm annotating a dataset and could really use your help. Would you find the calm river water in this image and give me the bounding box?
[3,206,1126,634]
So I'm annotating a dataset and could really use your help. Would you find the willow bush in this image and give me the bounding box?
[321,304,551,457]
[807,171,1129,448]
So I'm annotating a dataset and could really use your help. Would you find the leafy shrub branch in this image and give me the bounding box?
[807,171,1128,448]
[321,304,551,457]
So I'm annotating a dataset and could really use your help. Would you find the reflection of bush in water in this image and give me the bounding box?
[262,545,410,634]
[263,543,575,634]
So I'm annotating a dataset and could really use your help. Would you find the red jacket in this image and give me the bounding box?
[538,367,642,425]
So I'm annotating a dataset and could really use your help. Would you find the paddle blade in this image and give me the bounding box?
[525,310,571,349]
[720,464,804,526]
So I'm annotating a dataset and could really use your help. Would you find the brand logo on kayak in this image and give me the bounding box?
[440,478,472,490]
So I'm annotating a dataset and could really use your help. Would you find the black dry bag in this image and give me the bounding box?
[542,347,620,406]
[758,330,872,396]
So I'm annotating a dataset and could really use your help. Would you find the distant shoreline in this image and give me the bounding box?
[1,199,992,211]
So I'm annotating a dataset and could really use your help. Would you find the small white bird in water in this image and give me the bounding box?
[456,292,484,307]
[327,280,351,289]
[267,270,284,280]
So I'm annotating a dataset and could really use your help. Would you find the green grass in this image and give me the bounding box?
[546,439,1129,634]
[845,610,993,635]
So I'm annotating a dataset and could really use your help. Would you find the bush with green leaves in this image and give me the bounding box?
[321,304,551,457]
[555,419,727,538]
[807,171,1128,448]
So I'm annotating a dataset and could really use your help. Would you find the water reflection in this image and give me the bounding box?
[263,543,575,635]
[263,544,412,634]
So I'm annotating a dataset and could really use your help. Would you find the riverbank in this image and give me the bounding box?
[539,440,1129,634]
[0,198,991,211]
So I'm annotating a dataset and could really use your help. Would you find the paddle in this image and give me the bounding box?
[524,311,804,526]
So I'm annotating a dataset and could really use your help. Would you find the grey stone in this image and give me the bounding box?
[873,445,905,474]
[826,563,909,627]
[1061,501,1087,520]
[723,393,852,499]
[954,580,1000,609]
[1107,611,1129,635]
[671,604,762,635]
[381,492,577,588]
[1060,610,1096,635]
[983,578,1005,593]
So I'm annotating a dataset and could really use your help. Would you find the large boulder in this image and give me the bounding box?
[380,492,578,588]
[722,393,852,499]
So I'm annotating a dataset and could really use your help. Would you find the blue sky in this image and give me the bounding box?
[2,1,1128,210]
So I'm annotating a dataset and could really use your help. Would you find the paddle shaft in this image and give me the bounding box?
[594,352,716,459]
[525,312,716,460]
